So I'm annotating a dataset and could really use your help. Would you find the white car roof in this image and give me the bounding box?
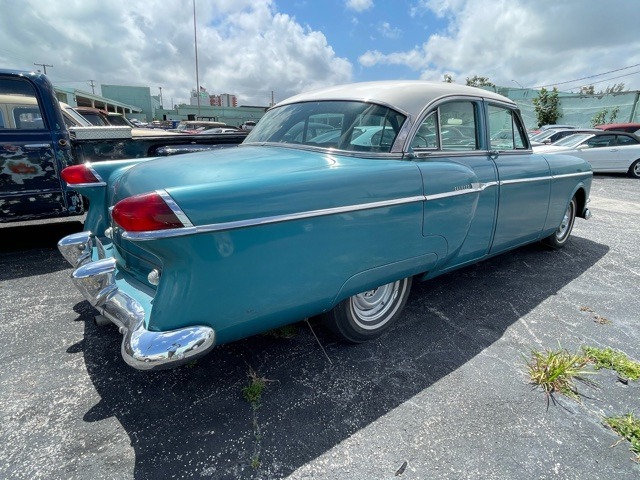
[276,81,514,119]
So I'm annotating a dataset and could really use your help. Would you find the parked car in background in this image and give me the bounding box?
[530,128,601,146]
[170,121,230,134]
[129,118,148,127]
[594,122,640,134]
[198,127,243,134]
[58,80,592,370]
[528,124,576,136]
[534,131,640,178]
[241,120,256,131]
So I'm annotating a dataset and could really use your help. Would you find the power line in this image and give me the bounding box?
[533,63,640,89]
[561,68,640,93]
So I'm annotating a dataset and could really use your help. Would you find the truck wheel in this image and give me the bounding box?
[542,196,576,249]
[324,277,412,343]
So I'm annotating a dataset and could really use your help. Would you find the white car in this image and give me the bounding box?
[534,131,640,178]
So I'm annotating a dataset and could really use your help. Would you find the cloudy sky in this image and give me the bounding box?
[1,0,639,107]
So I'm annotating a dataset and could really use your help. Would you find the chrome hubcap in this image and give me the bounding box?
[556,202,574,241]
[350,280,401,329]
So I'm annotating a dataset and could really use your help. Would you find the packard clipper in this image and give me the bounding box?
[58,81,592,370]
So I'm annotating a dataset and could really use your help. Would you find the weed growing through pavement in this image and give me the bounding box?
[242,365,277,470]
[583,347,640,381]
[604,414,640,462]
[242,367,272,407]
[264,324,298,339]
[525,347,596,403]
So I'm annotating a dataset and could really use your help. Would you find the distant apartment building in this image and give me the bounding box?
[210,94,238,108]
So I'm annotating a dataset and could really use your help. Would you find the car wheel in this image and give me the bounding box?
[323,276,412,343]
[542,196,576,249]
[628,159,640,179]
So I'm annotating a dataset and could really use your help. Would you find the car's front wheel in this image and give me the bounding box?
[542,196,576,249]
[323,277,412,343]
[628,159,640,179]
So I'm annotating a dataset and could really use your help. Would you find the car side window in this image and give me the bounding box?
[439,101,479,151]
[488,105,527,150]
[410,112,437,149]
[615,134,638,146]
[0,77,46,130]
[586,135,615,148]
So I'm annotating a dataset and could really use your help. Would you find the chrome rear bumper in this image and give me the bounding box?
[58,232,216,370]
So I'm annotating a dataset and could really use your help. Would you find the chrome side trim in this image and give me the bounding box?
[157,190,194,227]
[24,143,51,149]
[120,170,591,242]
[68,181,108,188]
[552,171,594,179]
[70,256,216,370]
[500,176,552,185]
[425,181,497,201]
[499,171,592,186]
[122,195,426,241]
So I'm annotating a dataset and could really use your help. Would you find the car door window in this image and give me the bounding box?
[0,78,46,130]
[488,105,527,150]
[439,101,479,151]
[615,134,639,146]
[411,111,437,149]
[586,135,615,148]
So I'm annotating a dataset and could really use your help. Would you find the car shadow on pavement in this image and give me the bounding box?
[73,236,608,479]
[0,221,84,281]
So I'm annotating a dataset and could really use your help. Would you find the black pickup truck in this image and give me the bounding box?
[0,69,247,222]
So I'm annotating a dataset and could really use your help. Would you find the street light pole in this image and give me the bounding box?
[193,0,201,118]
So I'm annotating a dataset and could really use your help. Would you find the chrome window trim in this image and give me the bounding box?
[121,170,591,242]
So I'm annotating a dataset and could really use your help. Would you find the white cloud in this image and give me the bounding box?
[0,0,353,106]
[345,0,374,13]
[378,22,401,39]
[361,0,640,91]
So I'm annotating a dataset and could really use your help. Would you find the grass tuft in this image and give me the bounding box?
[583,347,640,381]
[264,325,298,339]
[604,413,640,461]
[242,366,276,408]
[526,347,595,402]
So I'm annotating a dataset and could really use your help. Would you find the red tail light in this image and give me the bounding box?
[112,192,185,232]
[61,164,102,185]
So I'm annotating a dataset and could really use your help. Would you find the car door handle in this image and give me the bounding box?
[609,148,618,152]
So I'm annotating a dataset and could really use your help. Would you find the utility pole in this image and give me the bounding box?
[34,63,53,75]
[88,80,96,94]
[193,0,201,117]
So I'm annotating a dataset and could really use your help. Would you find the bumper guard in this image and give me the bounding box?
[58,232,216,370]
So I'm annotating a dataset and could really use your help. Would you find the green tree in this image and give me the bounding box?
[465,75,495,88]
[532,87,562,127]
[591,106,619,127]
[443,74,454,83]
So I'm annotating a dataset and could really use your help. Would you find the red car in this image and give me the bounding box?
[595,123,640,134]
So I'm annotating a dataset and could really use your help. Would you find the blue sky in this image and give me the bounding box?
[0,0,639,106]
[280,0,449,82]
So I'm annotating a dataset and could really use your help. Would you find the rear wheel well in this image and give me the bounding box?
[574,187,587,218]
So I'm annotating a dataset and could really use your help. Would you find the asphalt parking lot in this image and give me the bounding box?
[1,175,639,480]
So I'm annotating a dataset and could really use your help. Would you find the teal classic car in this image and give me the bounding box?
[58,81,593,370]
